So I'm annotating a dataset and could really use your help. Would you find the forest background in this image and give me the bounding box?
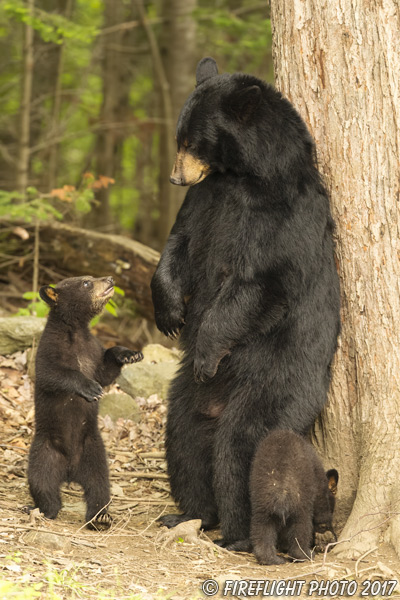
[0,0,271,261]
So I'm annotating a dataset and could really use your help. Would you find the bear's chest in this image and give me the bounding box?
[187,193,265,281]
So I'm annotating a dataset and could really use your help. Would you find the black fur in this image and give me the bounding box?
[28,275,143,527]
[151,58,341,544]
[243,430,338,565]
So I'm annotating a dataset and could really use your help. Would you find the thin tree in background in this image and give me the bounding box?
[16,0,34,194]
[271,0,400,558]
[91,0,136,230]
[157,0,197,246]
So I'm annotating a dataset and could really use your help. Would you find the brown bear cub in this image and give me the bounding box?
[28,276,143,529]
[249,430,338,564]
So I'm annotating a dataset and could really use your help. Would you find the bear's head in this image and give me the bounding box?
[170,57,315,186]
[39,276,114,324]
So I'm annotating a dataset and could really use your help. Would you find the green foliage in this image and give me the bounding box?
[196,4,273,79]
[3,0,98,45]
[14,291,49,318]
[0,189,62,222]
[0,0,273,242]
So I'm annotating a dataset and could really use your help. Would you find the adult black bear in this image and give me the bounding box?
[244,430,338,565]
[28,276,143,528]
[151,58,341,546]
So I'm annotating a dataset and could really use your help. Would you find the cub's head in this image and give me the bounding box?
[170,57,264,186]
[39,276,114,323]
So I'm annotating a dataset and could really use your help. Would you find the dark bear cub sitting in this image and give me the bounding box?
[229,430,338,564]
[28,275,143,529]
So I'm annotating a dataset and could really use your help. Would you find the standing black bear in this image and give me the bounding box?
[28,275,143,528]
[151,58,341,546]
[248,430,338,564]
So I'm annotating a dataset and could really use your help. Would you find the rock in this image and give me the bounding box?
[141,343,181,364]
[23,531,72,553]
[117,343,181,400]
[99,391,141,422]
[0,316,45,355]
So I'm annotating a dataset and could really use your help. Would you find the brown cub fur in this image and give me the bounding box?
[249,430,338,564]
[28,275,143,529]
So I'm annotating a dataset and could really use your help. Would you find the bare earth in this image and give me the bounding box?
[1,351,400,599]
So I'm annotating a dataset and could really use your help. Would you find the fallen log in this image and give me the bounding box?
[39,222,160,320]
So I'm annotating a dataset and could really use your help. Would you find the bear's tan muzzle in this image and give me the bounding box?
[170,149,211,186]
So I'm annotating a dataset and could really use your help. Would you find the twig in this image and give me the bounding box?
[355,546,378,577]
[130,472,169,479]
[139,451,165,459]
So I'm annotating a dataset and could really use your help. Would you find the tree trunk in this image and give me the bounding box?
[47,0,73,191]
[157,0,197,247]
[16,0,34,194]
[90,0,135,230]
[270,1,400,558]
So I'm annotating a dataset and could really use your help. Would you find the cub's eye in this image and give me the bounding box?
[83,280,92,288]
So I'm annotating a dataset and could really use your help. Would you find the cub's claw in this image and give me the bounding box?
[80,380,104,402]
[113,348,143,365]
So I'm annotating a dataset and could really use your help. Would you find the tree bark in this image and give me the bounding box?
[271,1,400,558]
[157,0,197,247]
[89,0,135,230]
[16,0,35,194]
[39,222,159,320]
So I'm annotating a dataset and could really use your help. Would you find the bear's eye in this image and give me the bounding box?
[83,280,92,288]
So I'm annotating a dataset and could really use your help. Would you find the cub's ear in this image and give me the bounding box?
[196,57,218,86]
[225,85,262,123]
[326,469,339,496]
[39,285,58,307]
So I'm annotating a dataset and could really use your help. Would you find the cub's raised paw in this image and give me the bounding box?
[87,512,113,531]
[115,349,143,365]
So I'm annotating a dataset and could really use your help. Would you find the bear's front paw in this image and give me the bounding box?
[79,380,104,402]
[113,348,144,365]
[155,305,186,339]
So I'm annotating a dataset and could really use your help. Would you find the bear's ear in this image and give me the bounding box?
[326,469,339,496]
[39,285,58,307]
[196,57,218,86]
[226,85,262,123]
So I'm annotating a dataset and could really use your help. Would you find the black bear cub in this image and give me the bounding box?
[248,430,338,565]
[28,275,143,529]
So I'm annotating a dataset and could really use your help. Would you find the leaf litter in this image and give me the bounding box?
[1,351,400,599]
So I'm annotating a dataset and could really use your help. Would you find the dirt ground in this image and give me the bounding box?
[1,351,400,600]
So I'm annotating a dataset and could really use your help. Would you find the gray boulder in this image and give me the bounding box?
[99,391,141,422]
[117,343,181,400]
[0,316,45,355]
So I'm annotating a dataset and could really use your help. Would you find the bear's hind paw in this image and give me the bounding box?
[87,512,113,531]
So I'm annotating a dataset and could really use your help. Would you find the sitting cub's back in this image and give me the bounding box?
[250,429,337,564]
[251,430,322,518]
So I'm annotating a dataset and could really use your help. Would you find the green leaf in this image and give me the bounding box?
[22,291,40,300]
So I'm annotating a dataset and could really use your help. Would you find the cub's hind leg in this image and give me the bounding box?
[28,437,67,519]
[74,434,112,529]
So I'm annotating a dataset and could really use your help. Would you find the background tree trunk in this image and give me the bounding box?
[16,0,34,194]
[157,0,197,247]
[271,1,400,558]
[90,0,136,230]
